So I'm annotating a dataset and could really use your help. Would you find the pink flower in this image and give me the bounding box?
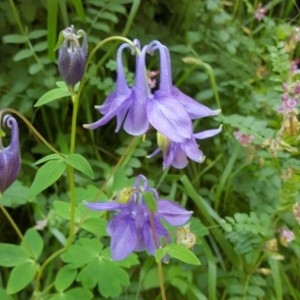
[254,3,268,21]
[234,130,254,147]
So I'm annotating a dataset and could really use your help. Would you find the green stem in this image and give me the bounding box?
[148,209,167,300]
[65,94,79,248]
[33,93,79,297]
[0,204,24,241]
[0,108,62,156]
[86,36,140,70]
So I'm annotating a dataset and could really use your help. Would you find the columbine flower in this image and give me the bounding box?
[85,175,192,261]
[148,126,222,169]
[83,42,151,136]
[0,114,21,195]
[84,40,220,143]
[146,40,220,142]
[58,25,87,89]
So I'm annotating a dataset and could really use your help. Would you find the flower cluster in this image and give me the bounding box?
[278,82,300,115]
[254,3,268,21]
[58,25,87,89]
[278,228,295,247]
[234,130,254,147]
[84,40,221,169]
[0,114,21,195]
[85,174,192,261]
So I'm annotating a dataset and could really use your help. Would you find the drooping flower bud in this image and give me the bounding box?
[58,25,87,89]
[0,115,21,194]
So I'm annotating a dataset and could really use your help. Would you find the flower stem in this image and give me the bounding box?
[0,108,61,156]
[65,94,79,248]
[148,209,167,300]
[0,203,24,241]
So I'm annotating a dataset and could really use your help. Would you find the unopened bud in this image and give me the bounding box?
[157,132,171,155]
[58,25,87,89]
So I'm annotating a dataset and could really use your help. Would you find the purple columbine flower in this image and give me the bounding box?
[148,126,222,169]
[58,25,87,89]
[84,175,192,261]
[0,114,21,195]
[84,40,220,143]
[83,41,151,136]
[147,40,220,122]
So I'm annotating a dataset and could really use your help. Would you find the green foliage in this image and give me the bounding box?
[57,238,136,298]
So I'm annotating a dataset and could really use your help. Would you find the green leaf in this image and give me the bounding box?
[54,265,77,292]
[155,248,166,262]
[6,261,38,294]
[165,244,201,265]
[53,200,80,221]
[0,181,29,208]
[34,153,63,165]
[64,154,94,179]
[28,29,47,39]
[33,41,48,52]
[34,88,71,107]
[21,229,44,260]
[13,49,34,61]
[61,239,103,267]
[143,191,157,212]
[80,217,107,236]
[0,244,30,267]
[29,63,44,75]
[77,259,130,298]
[3,34,26,44]
[64,287,93,300]
[30,159,66,197]
[0,288,14,300]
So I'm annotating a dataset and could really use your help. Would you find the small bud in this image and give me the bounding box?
[58,25,87,89]
[116,187,134,204]
[176,224,196,249]
[157,132,171,155]
[0,115,21,194]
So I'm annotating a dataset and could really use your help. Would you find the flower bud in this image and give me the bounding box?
[0,115,21,194]
[58,25,87,89]
[157,132,171,155]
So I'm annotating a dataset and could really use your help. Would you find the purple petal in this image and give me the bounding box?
[142,217,169,255]
[147,91,193,142]
[157,200,192,226]
[180,138,205,164]
[84,201,125,211]
[167,145,188,169]
[193,125,222,139]
[172,86,220,119]
[83,43,133,131]
[148,41,173,94]
[107,214,137,260]
[123,89,149,135]
[123,45,150,136]
[0,115,21,193]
